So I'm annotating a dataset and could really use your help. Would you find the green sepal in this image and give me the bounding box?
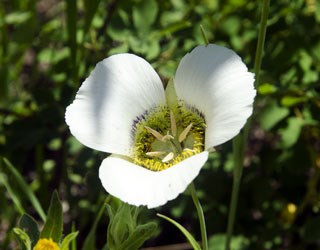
[13,227,32,250]
[157,213,201,250]
[19,214,40,247]
[165,78,179,114]
[40,190,63,243]
[61,231,79,250]
[119,222,157,250]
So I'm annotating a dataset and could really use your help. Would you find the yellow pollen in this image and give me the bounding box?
[34,238,60,250]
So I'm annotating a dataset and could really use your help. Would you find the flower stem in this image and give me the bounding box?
[189,182,208,250]
[225,0,270,249]
[225,136,245,250]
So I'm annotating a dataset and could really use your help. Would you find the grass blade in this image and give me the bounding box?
[2,157,46,222]
[0,173,25,215]
[83,0,101,34]
[157,213,201,250]
[0,2,9,100]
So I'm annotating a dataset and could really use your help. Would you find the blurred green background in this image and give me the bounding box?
[1,0,320,249]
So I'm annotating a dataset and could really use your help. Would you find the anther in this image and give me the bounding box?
[179,123,193,143]
[162,152,175,163]
[146,151,166,157]
[145,126,164,141]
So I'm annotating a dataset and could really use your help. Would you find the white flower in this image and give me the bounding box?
[65,44,256,208]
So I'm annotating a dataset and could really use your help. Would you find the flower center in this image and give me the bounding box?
[133,105,206,171]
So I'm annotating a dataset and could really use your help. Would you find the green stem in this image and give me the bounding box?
[225,136,245,250]
[0,2,9,100]
[65,0,78,84]
[189,182,208,250]
[253,0,270,88]
[225,1,270,249]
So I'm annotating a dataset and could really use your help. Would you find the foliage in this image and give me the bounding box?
[1,0,320,249]
[13,191,78,250]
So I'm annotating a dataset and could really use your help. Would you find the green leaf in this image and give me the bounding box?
[157,213,201,250]
[0,173,25,215]
[108,42,129,55]
[259,100,289,130]
[61,232,79,250]
[145,37,160,60]
[108,203,133,247]
[2,158,46,221]
[281,96,307,107]
[107,201,154,250]
[221,16,241,36]
[83,0,101,34]
[13,228,32,250]
[106,203,115,221]
[19,214,40,247]
[40,191,63,243]
[208,234,249,250]
[132,0,158,33]
[279,117,304,148]
[158,20,192,36]
[258,83,277,95]
[5,11,32,25]
[160,10,186,27]
[120,222,157,250]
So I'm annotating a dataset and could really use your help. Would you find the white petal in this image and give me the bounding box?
[99,151,209,208]
[65,54,166,155]
[174,44,256,149]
